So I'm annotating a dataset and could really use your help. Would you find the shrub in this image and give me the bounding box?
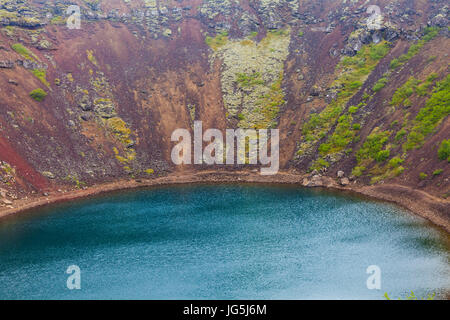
[375,149,390,162]
[419,172,428,180]
[369,44,390,60]
[438,139,450,161]
[373,77,388,92]
[388,157,404,168]
[433,169,443,176]
[356,128,391,163]
[29,88,47,101]
[348,106,359,114]
[390,58,401,69]
[352,166,366,177]
[391,77,419,106]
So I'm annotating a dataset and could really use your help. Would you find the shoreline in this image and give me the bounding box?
[0,171,449,233]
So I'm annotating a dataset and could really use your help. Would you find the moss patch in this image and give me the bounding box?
[29,88,47,101]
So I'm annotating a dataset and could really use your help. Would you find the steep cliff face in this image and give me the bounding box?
[0,0,448,206]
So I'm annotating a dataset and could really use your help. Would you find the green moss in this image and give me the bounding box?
[50,15,65,25]
[29,88,47,101]
[106,117,132,145]
[11,43,37,61]
[32,69,49,87]
[86,49,99,67]
[236,72,264,88]
[205,31,228,51]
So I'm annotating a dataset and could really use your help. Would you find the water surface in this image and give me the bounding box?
[0,184,448,299]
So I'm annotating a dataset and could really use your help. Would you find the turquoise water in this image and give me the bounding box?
[0,184,448,300]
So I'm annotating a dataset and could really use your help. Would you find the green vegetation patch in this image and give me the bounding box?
[236,72,264,88]
[356,128,391,164]
[32,69,50,87]
[390,27,439,70]
[205,31,228,51]
[297,41,391,162]
[438,139,450,162]
[403,75,450,151]
[11,43,37,61]
[391,77,420,106]
[373,76,389,92]
[29,88,47,101]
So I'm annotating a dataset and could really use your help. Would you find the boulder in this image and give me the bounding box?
[42,171,55,179]
[0,60,14,68]
[303,175,324,187]
[1,199,13,205]
[337,171,345,178]
[340,177,350,186]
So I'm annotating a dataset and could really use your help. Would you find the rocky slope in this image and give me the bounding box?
[0,0,448,214]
